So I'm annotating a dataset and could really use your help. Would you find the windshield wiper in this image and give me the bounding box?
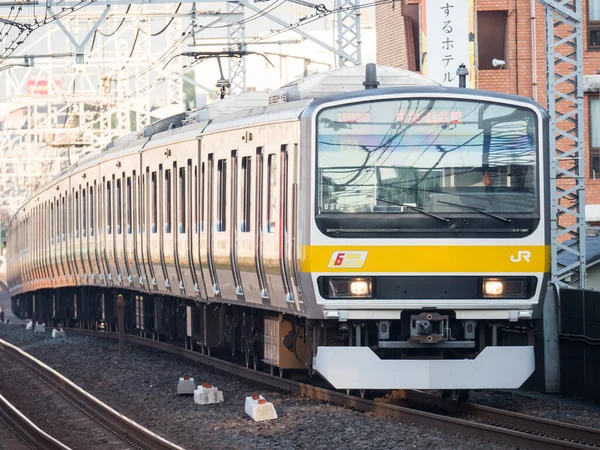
[436,200,512,223]
[376,198,450,223]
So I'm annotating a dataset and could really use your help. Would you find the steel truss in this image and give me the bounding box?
[539,0,586,288]
[335,0,361,67]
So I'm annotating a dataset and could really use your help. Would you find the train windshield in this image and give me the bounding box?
[316,97,540,236]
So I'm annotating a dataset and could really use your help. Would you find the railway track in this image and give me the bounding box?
[65,328,600,450]
[0,392,70,450]
[0,338,184,450]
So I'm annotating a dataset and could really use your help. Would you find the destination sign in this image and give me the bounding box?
[395,110,463,125]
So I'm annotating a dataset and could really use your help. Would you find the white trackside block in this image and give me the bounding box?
[52,328,66,338]
[313,346,535,390]
[176,377,195,395]
[194,384,224,405]
[26,320,33,330]
[245,395,277,422]
[33,323,45,334]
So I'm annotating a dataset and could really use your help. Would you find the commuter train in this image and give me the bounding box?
[7,65,550,392]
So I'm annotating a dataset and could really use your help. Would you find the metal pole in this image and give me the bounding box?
[117,293,125,356]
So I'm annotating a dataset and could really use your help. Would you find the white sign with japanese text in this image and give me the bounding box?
[425,0,470,87]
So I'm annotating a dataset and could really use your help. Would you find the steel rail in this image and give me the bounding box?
[0,392,72,450]
[0,338,184,450]
[66,328,600,450]
[402,390,600,448]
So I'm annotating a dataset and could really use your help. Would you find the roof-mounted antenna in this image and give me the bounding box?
[363,63,379,90]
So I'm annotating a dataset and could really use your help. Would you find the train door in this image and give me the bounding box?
[101,169,119,285]
[212,149,237,301]
[122,160,142,290]
[115,157,137,287]
[173,141,200,298]
[236,144,263,305]
[99,174,113,285]
[198,151,214,299]
[130,161,146,291]
[191,143,207,300]
[142,147,168,294]
[89,178,103,285]
[55,195,65,287]
[136,161,150,289]
[140,165,158,292]
[81,179,93,285]
[60,191,72,286]
[261,141,299,311]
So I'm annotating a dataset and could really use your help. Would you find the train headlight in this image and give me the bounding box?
[481,277,527,299]
[327,277,373,298]
[483,279,504,297]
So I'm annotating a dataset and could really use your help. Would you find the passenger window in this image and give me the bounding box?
[165,169,172,234]
[57,199,60,243]
[241,156,251,232]
[90,184,94,237]
[82,188,87,238]
[194,165,198,234]
[107,181,112,235]
[127,177,132,234]
[267,154,277,232]
[75,191,79,238]
[179,166,186,234]
[217,159,227,232]
[151,171,157,234]
[116,179,122,235]
[62,196,66,241]
[201,163,205,232]
[50,203,54,245]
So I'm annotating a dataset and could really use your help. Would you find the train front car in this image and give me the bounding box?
[301,87,550,391]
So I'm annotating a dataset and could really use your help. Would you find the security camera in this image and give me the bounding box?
[492,59,506,68]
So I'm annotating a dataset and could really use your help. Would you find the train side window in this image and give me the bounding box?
[194,165,198,234]
[90,184,95,237]
[151,171,157,233]
[241,156,251,232]
[179,166,186,233]
[107,181,112,235]
[62,196,66,241]
[50,202,54,245]
[267,154,277,232]
[75,191,79,238]
[116,178,122,235]
[200,163,205,232]
[165,169,172,234]
[56,199,60,243]
[82,188,87,238]
[217,159,227,232]
[127,176,132,234]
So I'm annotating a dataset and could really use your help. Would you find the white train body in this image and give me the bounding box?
[7,66,550,390]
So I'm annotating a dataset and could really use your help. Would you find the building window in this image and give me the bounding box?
[591,97,600,178]
[477,11,508,69]
[589,0,600,49]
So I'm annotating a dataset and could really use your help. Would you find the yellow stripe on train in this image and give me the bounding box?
[302,245,550,273]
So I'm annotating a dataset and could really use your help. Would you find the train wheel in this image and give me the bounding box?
[441,390,453,399]
[457,389,470,403]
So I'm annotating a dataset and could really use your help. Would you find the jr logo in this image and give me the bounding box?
[510,251,531,263]
[328,251,368,268]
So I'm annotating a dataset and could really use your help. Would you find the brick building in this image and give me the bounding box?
[376,0,600,220]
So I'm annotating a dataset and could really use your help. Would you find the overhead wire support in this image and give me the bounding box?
[335,0,361,67]
[537,0,586,289]
[226,1,246,94]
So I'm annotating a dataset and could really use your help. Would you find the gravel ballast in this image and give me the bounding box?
[1,324,596,450]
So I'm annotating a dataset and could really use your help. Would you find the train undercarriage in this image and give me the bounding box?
[11,287,538,397]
